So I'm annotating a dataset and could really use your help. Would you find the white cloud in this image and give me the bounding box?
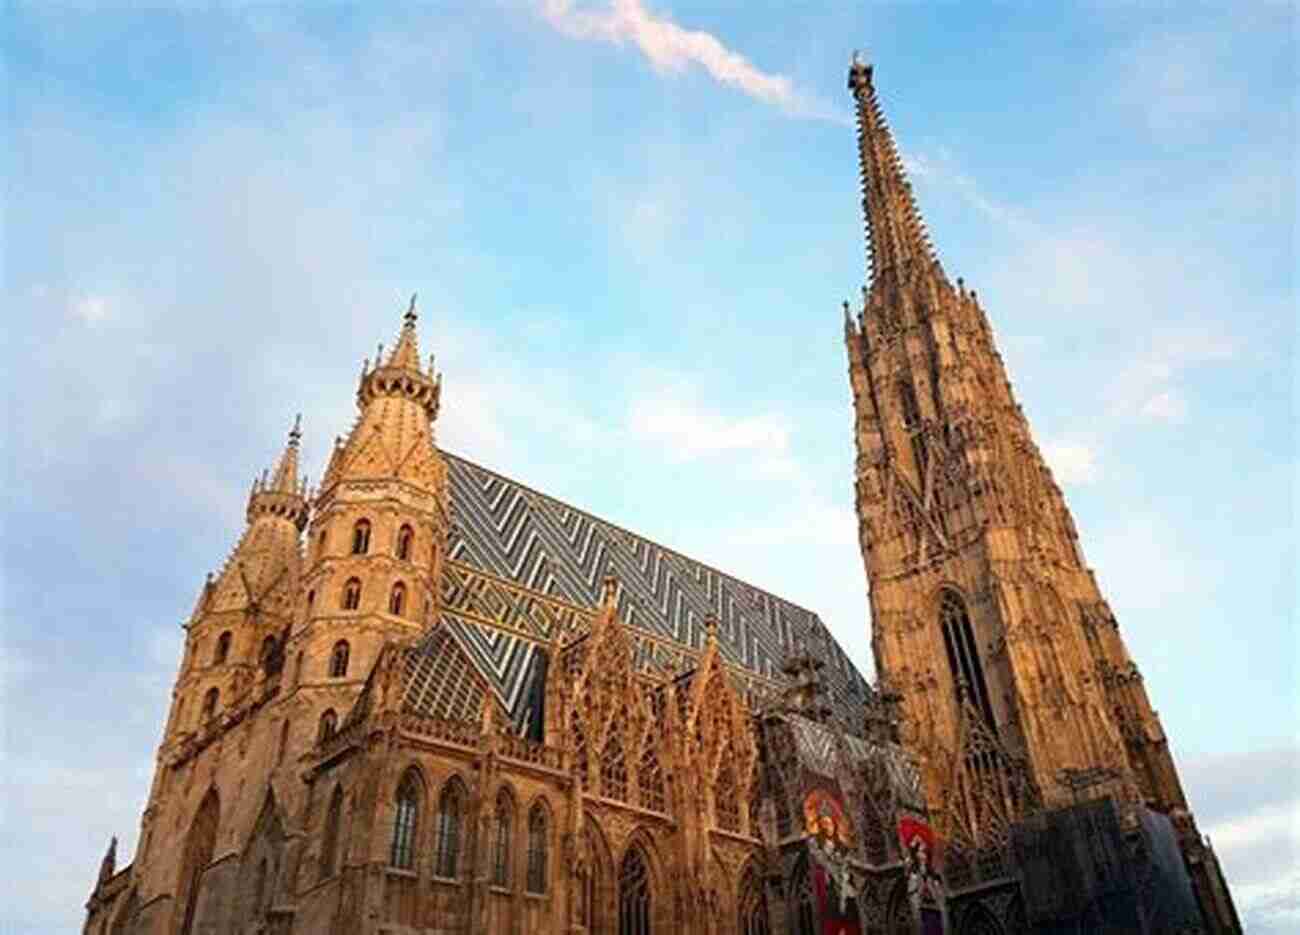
[70,293,113,326]
[627,391,793,471]
[1110,328,1238,424]
[1043,441,1100,486]
[540,0,839,121]
[1140,390,1187,423]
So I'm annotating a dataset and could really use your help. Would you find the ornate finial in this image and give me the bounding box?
[288,413,302,448]
[704,615,719,642]
[377,342,384,361]
[405,292,418,328]
[601,574,618,608]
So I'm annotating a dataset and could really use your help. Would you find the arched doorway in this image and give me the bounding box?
[176,789,220,935]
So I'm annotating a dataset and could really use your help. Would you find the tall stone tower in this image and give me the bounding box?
[841,57,1238,928]
[292,296,448,743]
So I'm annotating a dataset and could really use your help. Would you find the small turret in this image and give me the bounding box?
[247,414,309,531]
[355,294,442,419]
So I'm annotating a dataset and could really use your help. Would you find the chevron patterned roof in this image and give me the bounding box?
[432,452,871,736]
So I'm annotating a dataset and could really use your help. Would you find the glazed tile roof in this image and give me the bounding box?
[408,452,870,736]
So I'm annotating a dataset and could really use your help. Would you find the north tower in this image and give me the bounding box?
[842,57,1239,930]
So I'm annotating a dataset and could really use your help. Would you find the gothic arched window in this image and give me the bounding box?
[341,578,362,611]
[618,846,651,935]
[260,635,280,673]
[396,524,414,561]
[178,790,219,935]
[492,789,513,887]
[526,803,549,893]
[389,581,407,617]
[318,709,337,744]
[330,640,350,678]
[938,590,995,727]
[351,519,371,555]
[202,687,219,721]
[638,738,665,812]
[214,631,232,665]
[434,779,464,879]
[320,785,343,880]
[391,769,421,870]
[600,734,627,801]
[898,380,928,475]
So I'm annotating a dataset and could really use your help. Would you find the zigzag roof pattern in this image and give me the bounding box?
[438,451,871,735]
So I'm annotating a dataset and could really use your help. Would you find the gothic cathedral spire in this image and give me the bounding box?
[848,55,943,288]
[842,61,1228,912]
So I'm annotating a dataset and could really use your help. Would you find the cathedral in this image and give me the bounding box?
[84,60,1240,935]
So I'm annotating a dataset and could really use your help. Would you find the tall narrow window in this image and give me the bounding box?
[638,740,665,812]
[260,635,280,672]
[526,804,549,893]
[618,846,651,935]
[938,590,995,727]
[898,380,928,476]
[341,578,362,611]
[389,582,407,617]
[202,687,219,721]
[318,709,337,744]
[317,527,328,555]
[492,790,513,887]
[396,524,414,561]
[276,719,290,765]
[306,589,316,611]
[351,519,371,555]
[715,752,740,832]
[600,735,627,801]
[178,791,219,935]
[391,769,421,870]
[320,786,343,880]
[435,780,464,878]
[330,640,350,678]
[214,631,232,665]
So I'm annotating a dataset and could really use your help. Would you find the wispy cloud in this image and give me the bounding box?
[627,389,797,476]
[1107,328,1238,424]
[540,0,841,121]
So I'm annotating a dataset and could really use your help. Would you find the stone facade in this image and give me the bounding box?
[83,59,1240,935]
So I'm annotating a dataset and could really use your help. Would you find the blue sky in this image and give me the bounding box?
[2,2,1294,931]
